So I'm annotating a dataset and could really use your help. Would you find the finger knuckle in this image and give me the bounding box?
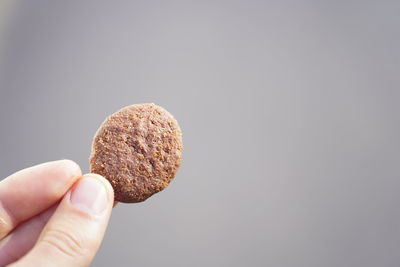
[41,228,87,258]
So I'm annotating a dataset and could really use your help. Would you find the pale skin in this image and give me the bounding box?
[0,160,115,266]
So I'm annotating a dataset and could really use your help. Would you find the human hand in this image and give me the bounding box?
[0,160,114,267]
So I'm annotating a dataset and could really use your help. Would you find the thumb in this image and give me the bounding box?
[11,174,114,267]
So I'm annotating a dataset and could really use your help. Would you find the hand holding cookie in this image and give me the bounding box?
[0,104,183,266]
[0,161,114,267]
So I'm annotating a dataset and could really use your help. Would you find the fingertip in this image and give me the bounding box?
[53,160,82,178]
[81,173,114,204]
[5,160,82,184]
[41,160,82,197]
[31,160,82,185]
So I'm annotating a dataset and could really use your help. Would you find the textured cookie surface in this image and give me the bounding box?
[90,103,183,203]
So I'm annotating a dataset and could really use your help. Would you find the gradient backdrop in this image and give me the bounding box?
[1,1,400,267]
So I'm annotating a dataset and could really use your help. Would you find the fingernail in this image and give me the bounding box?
[70,175,108,214]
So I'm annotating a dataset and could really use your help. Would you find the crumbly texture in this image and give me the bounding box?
[89,103,183,203]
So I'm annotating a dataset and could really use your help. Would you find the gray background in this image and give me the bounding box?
[1,1,400,266]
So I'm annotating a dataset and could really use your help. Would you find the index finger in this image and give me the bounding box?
[0,160,81,239]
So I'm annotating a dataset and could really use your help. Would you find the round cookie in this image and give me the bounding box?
[89,103,183,203]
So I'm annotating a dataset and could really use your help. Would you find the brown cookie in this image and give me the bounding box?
[89,103,183,203]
